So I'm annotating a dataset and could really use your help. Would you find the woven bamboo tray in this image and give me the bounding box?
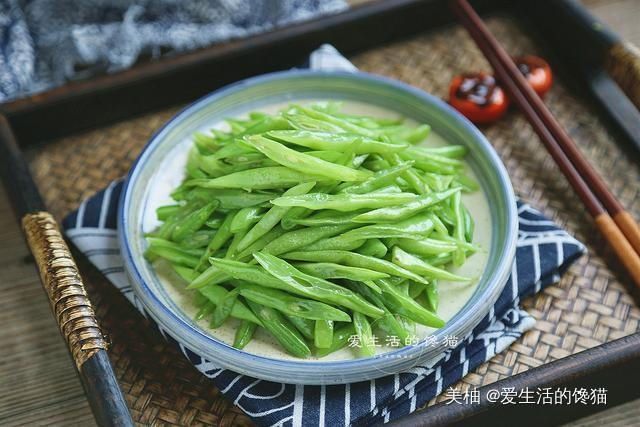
[22,14,640,426]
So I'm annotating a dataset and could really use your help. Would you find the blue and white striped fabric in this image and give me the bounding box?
[62,46,585,426]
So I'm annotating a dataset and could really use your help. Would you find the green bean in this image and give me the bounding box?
[391,247,469,282]
[353,312,375,357]
[185,167,322,190]
[375,279,444,327]
[288,210,362,227]
[304,150,347,163]
[316,325,356,357]
[204,217,224,229]
[188,265,228,289]
[425,281,439,312]
[350,282,409,343]
[252,253,384,318]
[271,192,418,211]
[262,223,357,256]
[339,214,435,242]
[267,130,408,154]
[246,300,311,358]
[186,188,276,209]
[172,265,197,282]
[146,238,204,257]
[233,320,257,349]
[356,239,387,258]
[153,201,202,239]
[193,131,220,154]
[417,145,467,158]
[299,235,365,252]
[287,316,315,340]
[340,161,414,195]
[156,204,181,221]
[179,230,216,249]
[292,105,378,138]
[210,289,240,328]
[462,205,474,243]
[395,238,458,256]
[314,320,334,349]
[224,231,246,259]
[282,250,430,285]
[230,207,265,233]
[280,206,312,230]
[198,285,262,325]
[286,113,347,133]
[146,239,202,268]
[408,281,426,299]
[245,135,371,182]
[385,123,430,144]
[236,283,351,322]
[237,181,316,252]
[195,302,215,321]
[171,201,219,242]
[451,191,466,267]
[352,188,460,223]
[234,225,287,260]
[216,117,291,148]
[386,153,426,194]
[195,210,237,271]
[294,262,388,281]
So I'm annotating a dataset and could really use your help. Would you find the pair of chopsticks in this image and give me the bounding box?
[451,0,640,288]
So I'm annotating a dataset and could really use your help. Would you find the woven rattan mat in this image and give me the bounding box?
[25,15,640,425]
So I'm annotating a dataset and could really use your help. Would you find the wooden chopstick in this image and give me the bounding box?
[451,0,640,288]
[453,0,640,256]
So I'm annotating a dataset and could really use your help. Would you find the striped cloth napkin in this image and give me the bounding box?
[62,45,585,426]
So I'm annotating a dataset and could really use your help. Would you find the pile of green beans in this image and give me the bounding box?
[145,102,479,359]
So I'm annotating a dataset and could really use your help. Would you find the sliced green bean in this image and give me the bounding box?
[252,253,384,318]
[271,192,418,211]
[230,207,265,233]
[282,250,430,285]
[156,204,181,221]
[245,135,371,182]
[237,181,315,252]
[262,223,357,256]
[340,161,414,195]
[353,312,375,357]
[356,239,388,258]
[198,284,261,325]
[185,167,322,190]
[210,289,240,328]
[236,284,351,322]
[391,247,470,282]
[246,300,311,358]
[375,278,444,327]
[294,262,388,281]
[352,188,460,223]
[316,325,356,357]
[287,315,315,340]
[299,235,365,252]
[314,320,334,349]
[233,320,257,349]
[267,130,407,154]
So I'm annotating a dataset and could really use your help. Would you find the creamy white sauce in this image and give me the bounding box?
[142,100,491,361]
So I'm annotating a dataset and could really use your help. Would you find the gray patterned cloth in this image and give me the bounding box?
[0,0,347,102]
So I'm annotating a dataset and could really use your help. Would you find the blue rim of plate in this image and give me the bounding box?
[118,69,518,379]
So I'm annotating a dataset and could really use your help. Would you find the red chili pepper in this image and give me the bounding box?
[448,72,509,124]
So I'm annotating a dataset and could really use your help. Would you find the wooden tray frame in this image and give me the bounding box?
[1,0,639,425]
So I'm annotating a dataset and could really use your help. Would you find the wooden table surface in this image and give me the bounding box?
[0,1,638,425]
